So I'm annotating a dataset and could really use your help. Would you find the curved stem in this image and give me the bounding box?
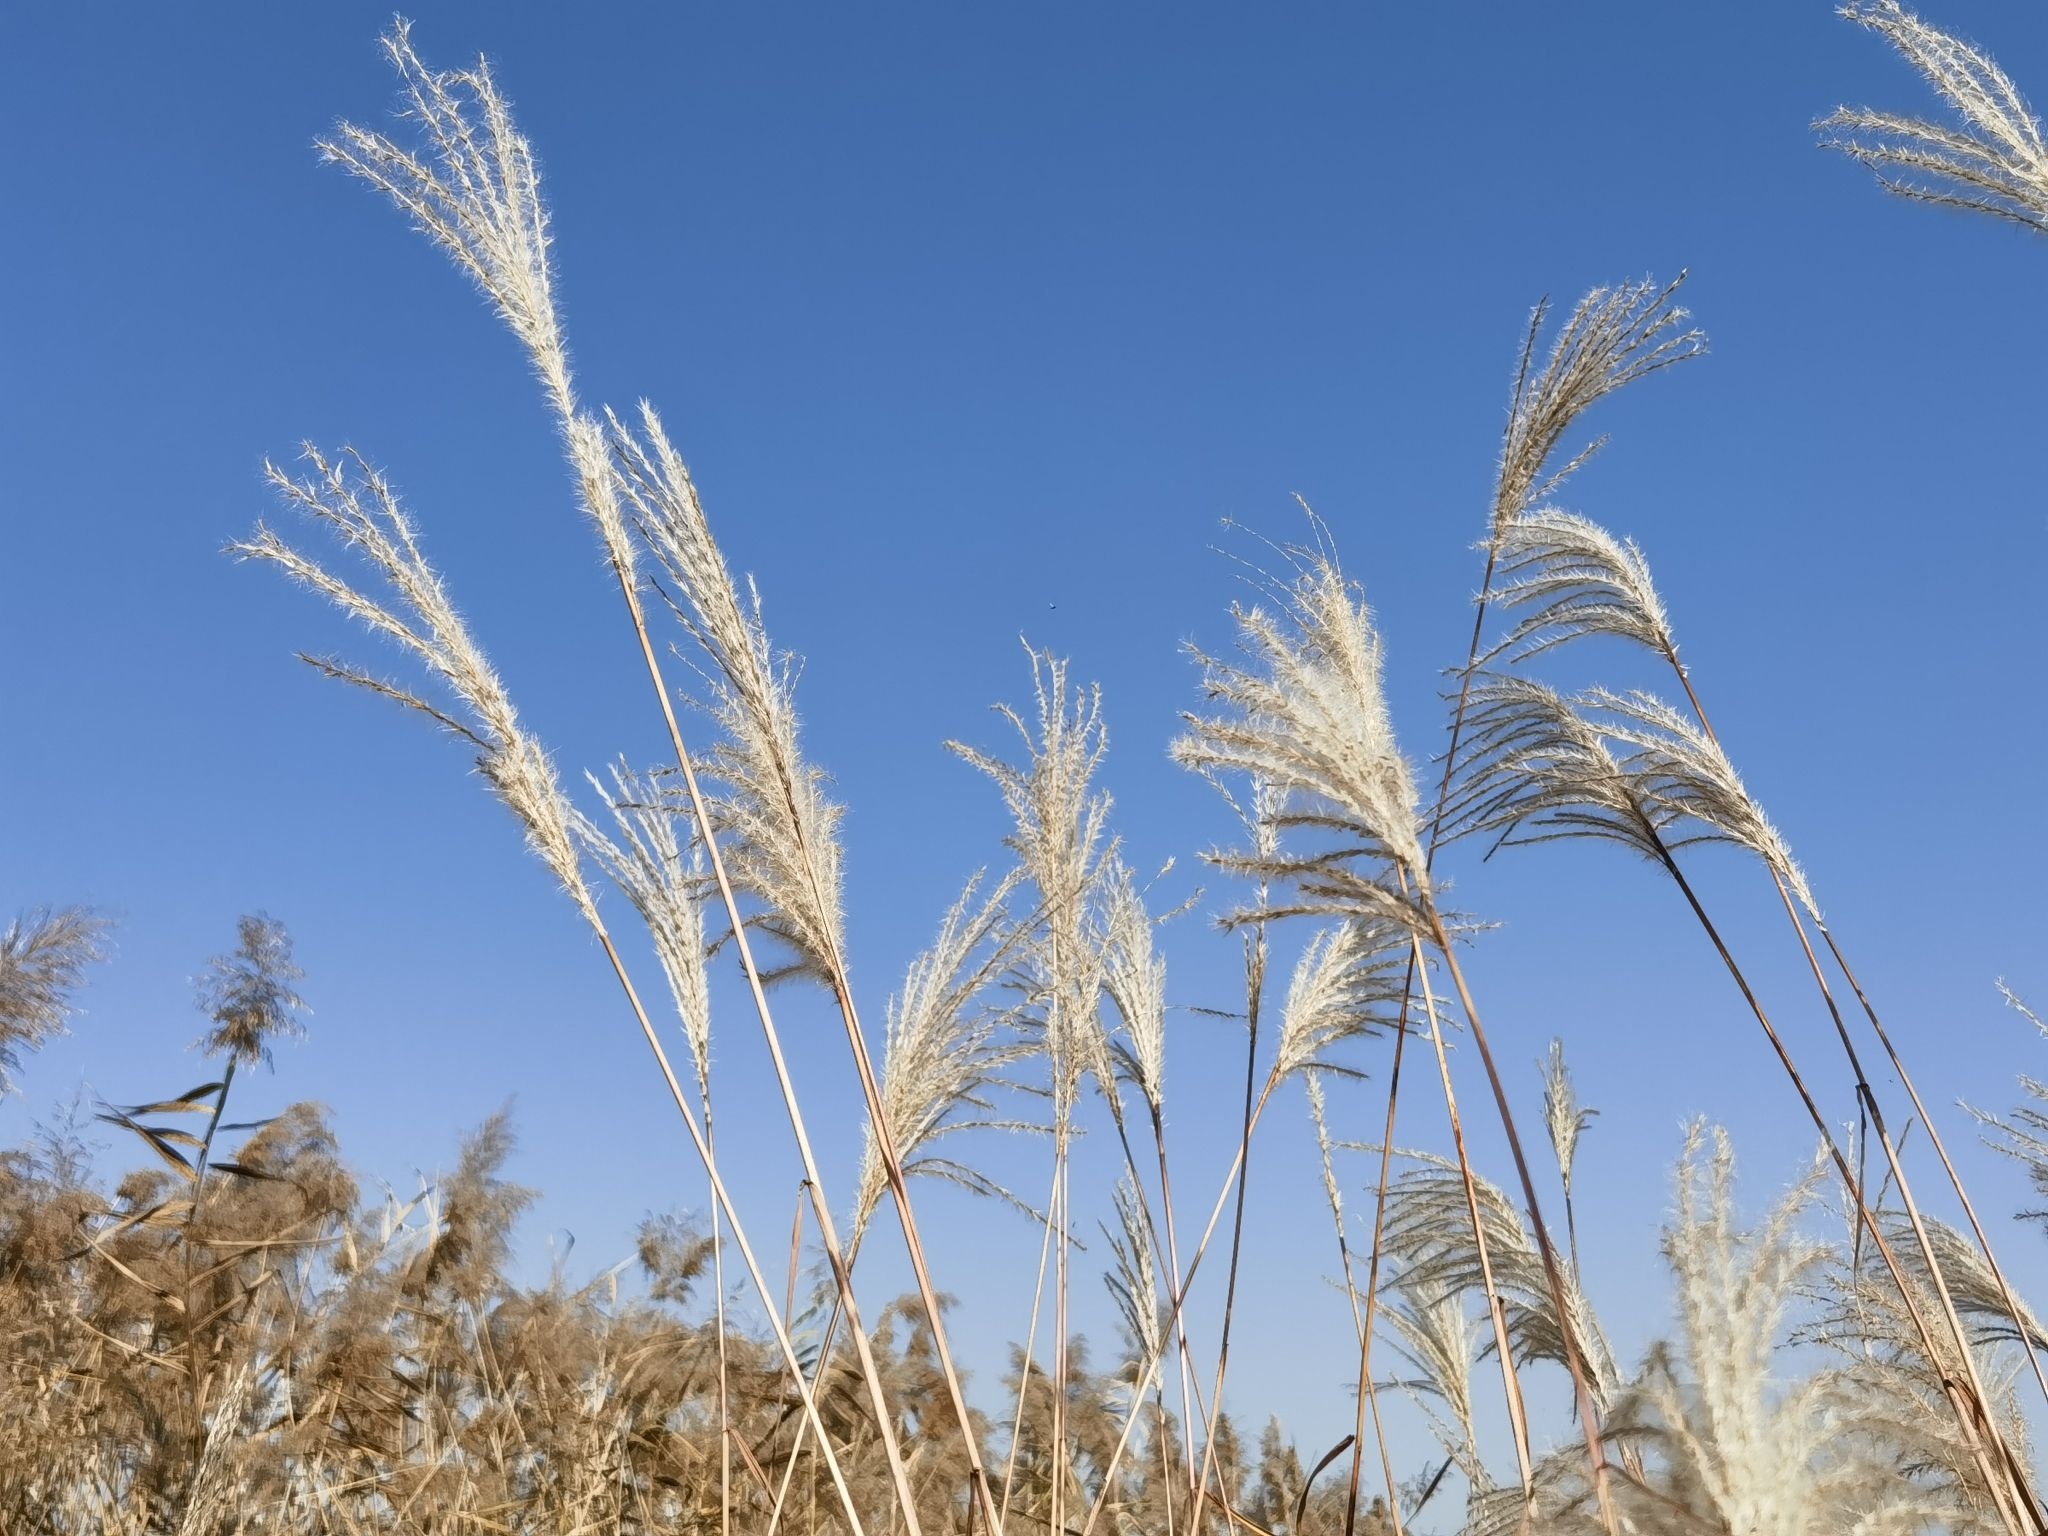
[1650,847,2027,1535]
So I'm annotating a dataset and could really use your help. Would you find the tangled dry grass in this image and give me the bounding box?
[9,2,2048,1532]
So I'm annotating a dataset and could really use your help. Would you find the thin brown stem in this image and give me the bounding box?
[586,921,869,1536]
[1420,895,1620,1533]
[1052,1129,1072,1536]
[1345,536,1505,1536]
[607,560,932,1536]
[1344,1016,1410,1536]
[1150,1103,1205,1486]
[1190,927,1267,1534]
[705,1103,733,1536]
[1079,1081,1281,1536]
[824,963,1007,1536]
[1404,921,1536,1507]
[1776,886,2036,1528]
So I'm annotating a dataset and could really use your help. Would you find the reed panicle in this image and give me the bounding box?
[319,23,572,418]
[1482,511,1676,668]
[1273,921,1407,1087]
[1822,1,2048,237]
[1103,1175,1167,1393]
[1490,278,1703,542]
[575,762,715,1093]
[854,869,1034,1236]
[0,906,110,1094]
[1175,529,1425,893]
[610,406,849,982]
[1096,855,1171,1116]
[238,448,598,926]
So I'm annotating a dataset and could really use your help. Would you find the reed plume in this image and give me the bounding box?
[1822,1,2048,237]
[610,406,848,983]
[0,906,110,1094]
[854,869,1032,1237]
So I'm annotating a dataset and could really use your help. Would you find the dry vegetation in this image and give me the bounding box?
[9,2,2048,1531]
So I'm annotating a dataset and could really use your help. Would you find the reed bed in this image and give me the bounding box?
[8,2,2048,1531]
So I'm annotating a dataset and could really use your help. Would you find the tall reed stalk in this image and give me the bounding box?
[317,30,1001,1529]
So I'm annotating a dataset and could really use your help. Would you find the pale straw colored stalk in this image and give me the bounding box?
[235,453,873,1533]
[1306,1072,1404,1536]
[323,28,1001,1524]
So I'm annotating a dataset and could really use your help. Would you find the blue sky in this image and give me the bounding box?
[5,0,2047,1487]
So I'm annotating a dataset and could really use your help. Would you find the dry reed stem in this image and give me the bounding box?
[1623,566,2043,1524]
[1306,1075,1405,1536]
[1650,847,2029,1535]
[1824,923,2048,1418]
[587,920,873,1535]
[1344,1012,1412,1536]
[1659,653,2048,1461]
[607,560,940,1536]
[1189,924,1269,1534]
[999,1163,1063,1533]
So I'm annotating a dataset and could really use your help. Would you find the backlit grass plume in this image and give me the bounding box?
[1490,277,1702,542]
[854,869,1032,1237]
[1482,510,1678,668]
[1382,1154,1620,1412]
[1094,855,1170,1116]
[0,906,109,1094]
[319,22,570,417]
[611,407,849,983]
[1452,676,1816,919]
[237,449,597,926]
[575,762,715,1093]
[953,645,1114,1118]
[1632,1126,1993,1534]
[1822,1,2048,238]
[193,915,307,1072]
[1174,527,1425,918]
[1272,919,1407,1085]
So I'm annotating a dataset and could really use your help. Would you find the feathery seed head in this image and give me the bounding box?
[237,448,597,923]
[575,763,713,1093]
[1822,2,2048,237]
[1175,533,1427,899]
[194,915,307,1071]
[1272,919,1408,1085]
[951,644,1112,1116]
[855,870,1034,1237]
[1103,1175,1166,1377]
[1452,677,1821,917]
[1539,1039,1596,1202]
[1385,1156,1618,1406]
[1448,674,1674,864]
[1491,276,1703,540]
[1381,1265,1489,1486]
[610,405,847,982]
[1586,688,1821,919]
[0,907,109,1095]
[1094,856,1169,1113]
[323,23,573,416]
[1485,509,1678,667]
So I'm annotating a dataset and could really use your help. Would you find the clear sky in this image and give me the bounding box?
[5,0,2047,1490]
